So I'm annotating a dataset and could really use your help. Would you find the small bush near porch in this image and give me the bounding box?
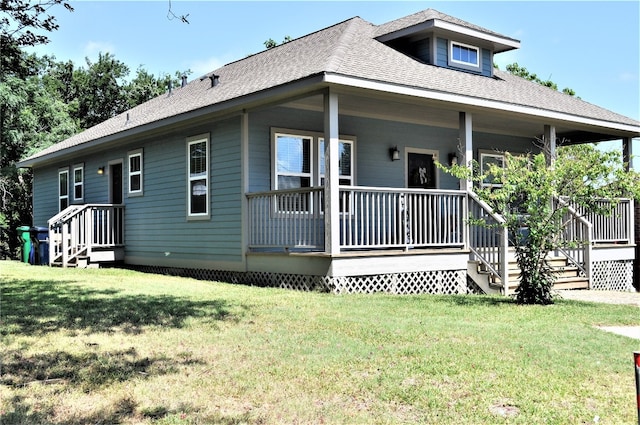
[1,261,638,424]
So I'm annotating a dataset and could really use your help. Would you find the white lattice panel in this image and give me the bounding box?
[126,266,472,295]
[591,260,634,291]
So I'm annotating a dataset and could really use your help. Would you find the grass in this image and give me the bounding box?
[1,260,639,424]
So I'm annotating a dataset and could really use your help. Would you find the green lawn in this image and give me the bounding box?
[1,260,639,424]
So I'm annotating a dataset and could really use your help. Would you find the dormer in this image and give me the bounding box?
[375,9,520,77]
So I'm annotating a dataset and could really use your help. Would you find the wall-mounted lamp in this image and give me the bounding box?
[97,167,105,175]
[448,153,459,166]
[390,146,400,161]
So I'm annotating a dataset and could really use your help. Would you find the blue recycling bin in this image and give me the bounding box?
[31,226,49,265]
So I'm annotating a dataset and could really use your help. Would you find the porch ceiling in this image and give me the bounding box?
[283,92,628,143]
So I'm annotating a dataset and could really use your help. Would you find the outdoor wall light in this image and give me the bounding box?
[97,167,105,175]
[448,153,459,166]
[390,146,400,161]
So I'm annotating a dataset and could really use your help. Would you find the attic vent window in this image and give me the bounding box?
[449,41,480,69]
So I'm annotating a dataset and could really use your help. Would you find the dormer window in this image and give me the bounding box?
[449,41,480,70]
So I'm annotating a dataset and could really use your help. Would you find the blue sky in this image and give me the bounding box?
[28,1,639,162]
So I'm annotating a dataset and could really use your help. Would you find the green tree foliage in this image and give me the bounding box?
[443,142,639,304]
[504,63,577,97]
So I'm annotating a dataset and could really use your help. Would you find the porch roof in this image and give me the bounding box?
[19,9,640,167]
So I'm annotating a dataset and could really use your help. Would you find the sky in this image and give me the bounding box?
[26,1,640,162]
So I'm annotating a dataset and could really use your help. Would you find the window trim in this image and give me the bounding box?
[449,40,481,70]
[479,150,506,188]
[271,128,356,191]
[73,163,84,202]
[58,167,69,212]
[127,148,143,197]
[186,133,210,220]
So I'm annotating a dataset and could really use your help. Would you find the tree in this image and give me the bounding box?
[504,63,576,97]
[1,0,73,77]
[264,36,292,49]
[443,141,639,304]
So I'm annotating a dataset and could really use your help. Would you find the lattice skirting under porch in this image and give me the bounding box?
[126,265,472,295]
[590,260,635,292]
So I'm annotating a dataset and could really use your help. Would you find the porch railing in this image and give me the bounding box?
[467,191,509,294]
[338,186,466,250]
[48,204,125,267]
[246,186,467,252]
[575,198,634,244]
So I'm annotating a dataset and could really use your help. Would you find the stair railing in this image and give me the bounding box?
[48,204,124,267]
[553,197,593,282]
[467,191,510,295]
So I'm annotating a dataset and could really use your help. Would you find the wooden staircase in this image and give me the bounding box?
[469,249,589,295]
[48,204,125,268]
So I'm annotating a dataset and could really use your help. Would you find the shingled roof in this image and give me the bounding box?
[20,9,640,166]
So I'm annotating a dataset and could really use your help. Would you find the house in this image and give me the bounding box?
[18,9,639,295]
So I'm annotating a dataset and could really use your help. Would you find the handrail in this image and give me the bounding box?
[48,204,125,267]
[467,190,510,295]
[553,197,593,281]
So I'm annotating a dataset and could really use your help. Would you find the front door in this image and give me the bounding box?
[109,162,123,204]
[405,148,438,189]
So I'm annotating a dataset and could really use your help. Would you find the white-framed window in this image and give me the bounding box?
[128,149,143,196]
[58,167,69,211]
[73,163,83,202]
[449,40,480,69]
[272,129,355,190]
[319,138,354,187]
[272,129,355,213]
[187,134,209,218]
[479,150,506,188]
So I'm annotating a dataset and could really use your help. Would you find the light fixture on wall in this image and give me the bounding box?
[448,153,459,166]
[390,146,400,161]
[97,167,105,175]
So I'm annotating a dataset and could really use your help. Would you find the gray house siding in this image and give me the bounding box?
[125,116,243,269]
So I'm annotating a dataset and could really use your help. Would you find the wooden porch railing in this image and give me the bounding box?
[246,186,467,252]
[338,186,466,250]
[553,197,592,281]
[574,198,634,244]
[48,204,125,267]
[467,191,509,295]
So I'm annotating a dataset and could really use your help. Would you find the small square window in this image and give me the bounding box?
[449,41,480,69]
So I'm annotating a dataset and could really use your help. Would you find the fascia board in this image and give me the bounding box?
[322,73,640,136]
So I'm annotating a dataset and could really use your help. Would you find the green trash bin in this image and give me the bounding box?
[17,226,32,263]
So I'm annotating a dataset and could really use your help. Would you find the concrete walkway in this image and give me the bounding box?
[555,290,640,340]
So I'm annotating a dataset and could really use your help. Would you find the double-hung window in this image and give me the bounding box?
[128,149,143,196]
[187,134,209,218]
[59,168,69,211]
[73,164,84,202]
[272,129,355,213]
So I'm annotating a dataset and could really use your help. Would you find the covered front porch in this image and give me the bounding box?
[246,185,636,294]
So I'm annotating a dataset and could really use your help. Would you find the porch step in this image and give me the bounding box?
[470,252,589,295]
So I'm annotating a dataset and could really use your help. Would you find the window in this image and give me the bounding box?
[273,130,355,190]
[275,134,313,189]
[128,149,143,196]
[272,129,356,213]
[319,139,354,186]
[187,134,209,218]
[59,168,69,211]
[449,41,480,69]
[479,151,505,187]
[73,164,83,201]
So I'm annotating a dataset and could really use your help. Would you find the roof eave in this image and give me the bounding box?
[17,74,328,168]
[322,73,640,136]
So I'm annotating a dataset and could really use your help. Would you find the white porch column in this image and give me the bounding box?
[544,125,557,167]
[459,112,473,191]
[622,137,633,172]
[324,89,340,255]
